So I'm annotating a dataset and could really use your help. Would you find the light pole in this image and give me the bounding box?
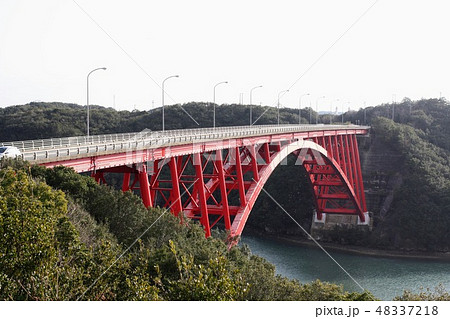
[86,67,106,137]
[330,99,339,124]
[162,74,179,131]
[213,81,228,128]
[309,101,312,124]
[250,85,262,125]
[277,89,289,125]
[299,93,310,125]
[315,95,325,124]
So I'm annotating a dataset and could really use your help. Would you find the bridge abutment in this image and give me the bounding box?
[310,210,373,242]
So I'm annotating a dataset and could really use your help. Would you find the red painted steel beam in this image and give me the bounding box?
[122,172,131,191]
[206,205,239,216]
[338,135,347,177]
[351,134,367,212]
[348,134,360,205]
[234,147,247,206]
[215,150,231,230]
[313,179,343,186]
[262,142,271,164]
[169,157,182,216]
[149,160,160,205]
[138,165,152,208]
[194,152,211,237]
[317,193,350,199]
[344,134,354,190]
[249,144,260,182]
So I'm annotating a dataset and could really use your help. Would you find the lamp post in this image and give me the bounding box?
[315,95,325,124]
[162,75,179,131]
[213,81,228,128]
[86,67,106,137]
[309,101,312,124]
[250,85,262,125]
[330,99,339,124]
[277,89,289,125]
[298,93,310,125]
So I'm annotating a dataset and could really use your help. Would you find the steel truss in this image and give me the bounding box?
[97,133,367,239]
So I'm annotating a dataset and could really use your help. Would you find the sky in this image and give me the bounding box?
[0,0,449,114]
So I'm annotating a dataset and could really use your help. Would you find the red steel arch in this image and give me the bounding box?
[96,132,368,239]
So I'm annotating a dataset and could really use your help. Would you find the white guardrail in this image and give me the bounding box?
[1,124,369,162]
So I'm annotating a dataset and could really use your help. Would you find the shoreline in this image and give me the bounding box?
[242,230,450,262]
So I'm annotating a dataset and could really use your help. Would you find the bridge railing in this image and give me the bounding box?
[1,124,369,162]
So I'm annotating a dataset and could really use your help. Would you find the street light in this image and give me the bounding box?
[277,89,289,125]
[213,81,228,128]
[315,95,325,124]
[298,93,310,125]
[250,85,262,125]
[86,67,107,137]
[161,75,179,131]
[330,99,339,124]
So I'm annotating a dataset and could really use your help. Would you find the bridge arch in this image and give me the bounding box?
[24,125,369,240]
[224,139,367,237]
[121,134,368,239]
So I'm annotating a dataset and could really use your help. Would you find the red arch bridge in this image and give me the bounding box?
[5,124,370,239]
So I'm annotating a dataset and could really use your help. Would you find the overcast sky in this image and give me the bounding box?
[0,0,449,113]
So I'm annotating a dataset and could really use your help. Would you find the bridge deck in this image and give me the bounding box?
[2,124,369,172]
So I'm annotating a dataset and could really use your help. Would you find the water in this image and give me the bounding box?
[240,235,450,300]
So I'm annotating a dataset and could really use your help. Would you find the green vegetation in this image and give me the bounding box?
[367,117,450,251]
[0,160,375,300]
[394,285,450,301]
[342,99,450,252]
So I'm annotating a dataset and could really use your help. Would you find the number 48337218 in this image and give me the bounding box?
[376,305,438,316]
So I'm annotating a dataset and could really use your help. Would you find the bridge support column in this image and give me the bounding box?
[344,135,354,189]
[149,160,160,206]
[351,134,367,212]
[249,144,259,181]
[261,142,271,164]
[122,172,131,192]
[194,153,211,237]
[234,147,247,206]
[138,165,152,208]
[215,149,231,230]
[92,171,106,184]
[169,157,183,216]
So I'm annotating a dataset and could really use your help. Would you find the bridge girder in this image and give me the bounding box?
[113,134,368,241]
[32,126,369,242]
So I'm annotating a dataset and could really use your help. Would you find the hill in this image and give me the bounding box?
[0,101,316,142]
[1,99,450,252]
